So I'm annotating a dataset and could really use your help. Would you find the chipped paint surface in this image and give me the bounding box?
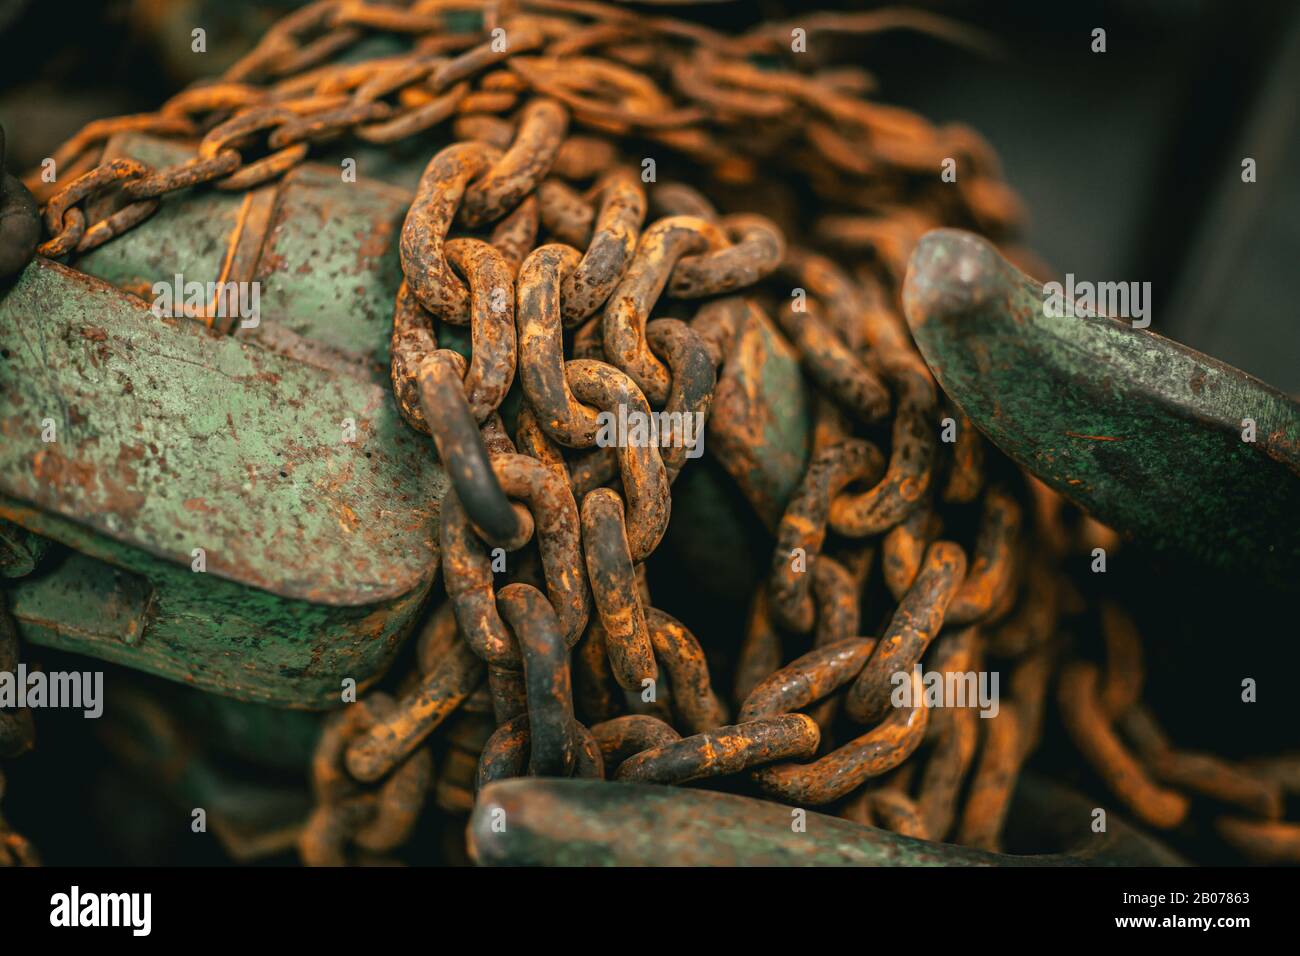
[903,229,1300,589]
[0,258,447,706]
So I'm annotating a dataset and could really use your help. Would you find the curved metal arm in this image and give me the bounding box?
[902,228,1300,591]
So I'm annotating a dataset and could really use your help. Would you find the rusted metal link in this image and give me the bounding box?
[513,404,570,479]
[582,487,655,690]
[198,106,309,191]
[591,714,681,772]
[560,167,647,323]
[668,213,784,299]
[440,488,522,684]
[987,561,1059,657]
[497,583,579,777]
[753,667,930,805]
[344,639,485,784]
[1010,645,1055,757]
[734,587,783,709]
[356,82,470,144]
[120,150,242,202]
[390,282,438,433]
[418,351,530,549]
[650,181,717,221]
[864,788,930,840]
[38,158,154,258]
[1215,818,1300,864]
[490,193,540,273]
[602,215,725,404]
[267,99,392,148]
[780,247,870,349]
[941,408,985,503]
[1242,755,1300,793]
[508,55,704,131]
[431,21,546,93]
[739,637,876,722]
[688,294,747,368]
[574,619,621,723]
[645,608,727,734]
[1098,601,1143,720]
[476,713,604,788]
[615,714,820,786]
[491,454,589,644]
[352,745,434,855]
[224,1,358,83]
[828,352,939,537]
[516,243,601,445]
[955,701,1023,851]
[564,359,670,561]
[552,135,619,181]
[645,318,715,480]
[945,484,1023,627]
[538,178,592,245]
[769,438,884,634]
[299,693,432,866]
[1057,662,1189,830]
[915,627,980,840]
[882,490,938,601]
[774,296,891,425]
[458,97,568,227]
[401,140,501,322]
[845,540,967,724]
[445,237,518,421]
[1121,705,1283,819]
[810,554,862,648]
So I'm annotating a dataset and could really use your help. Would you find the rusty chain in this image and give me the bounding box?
[9,0,1288,867]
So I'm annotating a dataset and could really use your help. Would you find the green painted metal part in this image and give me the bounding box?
[903,228,1300,590]
[80,133,413,377]
[0,258,446,707]
[469,776,1185,866]
[706,306,812,530]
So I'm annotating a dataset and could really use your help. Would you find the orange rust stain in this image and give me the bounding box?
[32,446,148,517]
[1064,432,1123,442]
[183,498,218,514]
[337,502,360,532]
[208,192,256,326]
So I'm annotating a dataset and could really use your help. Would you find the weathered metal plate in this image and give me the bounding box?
[81,133,412,376]
[247,162,408,370]
[469,776,1185,866]
[707,305,811,528]
[0,258,446,706]
[903,229,1300,590]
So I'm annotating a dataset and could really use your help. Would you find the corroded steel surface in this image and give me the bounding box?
[0,259,445,705]
[903,228,1300,589]
[469,776,1185,867]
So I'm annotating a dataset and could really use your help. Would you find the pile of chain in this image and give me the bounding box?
[1058,599,1300,863]
[12,0,1293,866]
